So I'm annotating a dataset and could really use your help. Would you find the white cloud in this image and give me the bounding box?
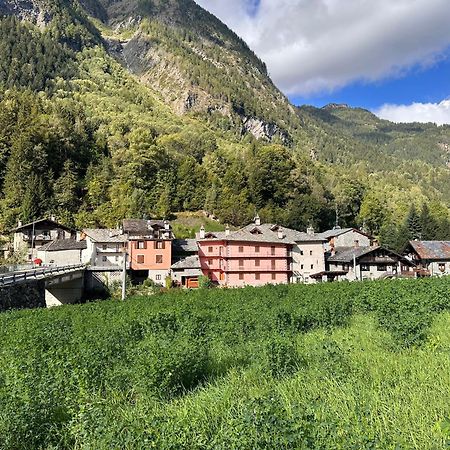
[195,0,450,96]
[375,100,450,125]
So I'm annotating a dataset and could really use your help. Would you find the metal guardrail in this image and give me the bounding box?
[0,264,86,287]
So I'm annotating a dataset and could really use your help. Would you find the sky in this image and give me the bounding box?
[195,0,450,124]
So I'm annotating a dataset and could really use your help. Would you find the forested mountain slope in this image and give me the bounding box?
[0,0,448,250]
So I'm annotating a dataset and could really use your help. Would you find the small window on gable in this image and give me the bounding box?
[156,275,161,281]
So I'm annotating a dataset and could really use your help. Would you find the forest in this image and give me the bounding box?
[1,277,450,448]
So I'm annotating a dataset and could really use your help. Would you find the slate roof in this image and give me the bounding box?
[318,227,371,240]
[173,239,198,253]
[83,229,128,243]
[327,246,375,262]
[38,240,87,252]
[327,246,412,265]
[408,241,450,260]
[122,219,168,236]
[171,255,201,270]
[197,223,325,244]
[11,218,76,233]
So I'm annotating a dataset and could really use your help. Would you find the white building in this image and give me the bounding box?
[81,229,128,269]
[37,240,87,265]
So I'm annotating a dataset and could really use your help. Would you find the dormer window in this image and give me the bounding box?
[250,228,262,235]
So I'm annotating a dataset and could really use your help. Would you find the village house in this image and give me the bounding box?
[36,240,87,266]
[404,240,450,277]
[319,226,376,253]
[313,245,415,282]
[196,216,327,287]
[81,229,128,269]
[12,217,77,261]
[124,219,173,285]
[171,239,201,288]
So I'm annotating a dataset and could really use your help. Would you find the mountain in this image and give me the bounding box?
[0,0,449,248]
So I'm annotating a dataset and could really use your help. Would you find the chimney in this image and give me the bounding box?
[18,220,23,227]
[225,225,230,236]
[164,220,170,231]
[109,230,114,238]
[199,225,205,239]
[278,226,285,239]
[354,239,359,248]
[50,215,56,222]
[254,214,261,226]
[307,225,315,236]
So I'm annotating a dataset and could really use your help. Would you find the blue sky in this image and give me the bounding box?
[196,0,450,124]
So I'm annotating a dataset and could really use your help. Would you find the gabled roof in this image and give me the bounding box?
[171,255,201,270]
[83,229,128,243]
[38,240,87,252]
[11,218,76,233]
[327,246,413,265]
[122,219,169,236]
[173,239,198,253]
[407,241,450,260]
[318,227,372,240]
[197,223,325,244]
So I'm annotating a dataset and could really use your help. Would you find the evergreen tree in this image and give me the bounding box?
[406,205,422,240]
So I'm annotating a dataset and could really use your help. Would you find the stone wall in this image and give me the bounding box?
[0,280,45,311]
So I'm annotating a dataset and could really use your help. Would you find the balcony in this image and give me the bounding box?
[223,252,292,258]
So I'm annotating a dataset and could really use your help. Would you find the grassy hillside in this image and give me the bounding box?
[1,277,450,448]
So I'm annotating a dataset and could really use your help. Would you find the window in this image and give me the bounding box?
[310,264,314,270]
[239,246,244,253]
[255,259,260,267]
[377,265,387,272]
[208,246,213,253]
[208,260,213,266]
[272,273,276,280]
[255,246,260,253]
[271,246,276,256]
[102,244,107,250]
[137,255,145,264]
[300,250,304,256]
[361,264,370,272]
[156,275,161,281]
[115,256,119,262]
[255,273,261,280]
[220,273,225,281]
[301,264,304,270]
[439,263,446,272]
[239,273,244,280]
[310,251,313,256]
[239,259,244,267]
[137,241,147,250]
[154,241,165,249]
[115,244,120,252]
[156,255,163,264]
[271,261,276,270]
[102,256,107,262]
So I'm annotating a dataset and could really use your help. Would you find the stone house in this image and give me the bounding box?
[314,245,415,282]
[404,241,450,277]
[12,218,77,261]
[36,240,87,266]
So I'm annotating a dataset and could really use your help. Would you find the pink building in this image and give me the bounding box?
[196,217,294,287]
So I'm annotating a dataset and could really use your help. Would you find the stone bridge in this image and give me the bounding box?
[0,265,87,309]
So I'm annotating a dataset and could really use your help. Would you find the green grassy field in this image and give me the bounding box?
[1,278,450,449]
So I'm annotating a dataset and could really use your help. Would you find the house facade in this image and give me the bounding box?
[319,227,375,253]
[404,241,450,277]
[81,229,128,269]
[197,219,294,287]
[37,240,87,266]
[124,219,173,285]
[12,218,76,261]
[313,245,415,282]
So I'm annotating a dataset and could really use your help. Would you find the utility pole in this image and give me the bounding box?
[30,219,35,266]
[121,249,128,301]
